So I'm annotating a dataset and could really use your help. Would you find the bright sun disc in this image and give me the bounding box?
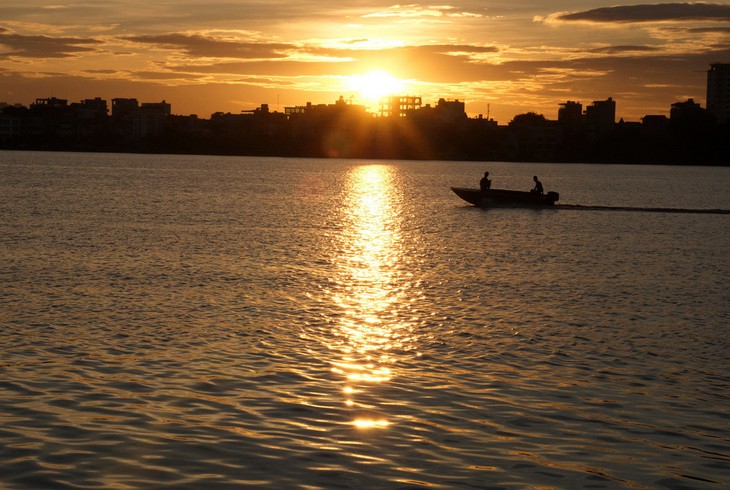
[348,70,405,102]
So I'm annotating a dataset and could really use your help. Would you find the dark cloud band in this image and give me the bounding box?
[559,3,730,23]
[121,34,293,59]
[0,32,102,59]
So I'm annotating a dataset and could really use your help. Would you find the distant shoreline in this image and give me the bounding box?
[2,95,728,165]
[2,147,728,166]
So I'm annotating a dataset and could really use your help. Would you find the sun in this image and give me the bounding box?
[347,70,406,103]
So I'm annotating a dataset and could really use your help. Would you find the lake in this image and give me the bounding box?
[1,151,729,489]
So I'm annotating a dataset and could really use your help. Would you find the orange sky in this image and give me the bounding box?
[1,1,729,123]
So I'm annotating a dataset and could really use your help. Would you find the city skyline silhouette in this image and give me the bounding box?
[2,3,730,122]
[2,82,727,164]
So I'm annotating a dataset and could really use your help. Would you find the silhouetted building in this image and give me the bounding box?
[243,103,270,115]
[284,104,306,116]
[707,63,730,124]
[668,98,715,136]
[72,97,108,117]
[26,97,69,137]
[558,100,585,142]
[1,90,727,164]
[379,96,422,118]
[134,100,171,138]
[285,101,325,117]
[507,112,562,160]
[211,111,246,127]
[64,98,109,138]
[586,97,615,138]
[558,101,583,127]
[211,104,284,135]
[112,98,139,117]
[109,98,171,139]
[111,98,139,139]
[641,114,669,134]
[140,101,171,116]
[670,98,703,120]
[30,97,68,111]
[284,96,367,119]
[0,105,25,142]
[434,98,466,122]
[412,98,467,123]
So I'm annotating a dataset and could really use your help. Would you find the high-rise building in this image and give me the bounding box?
[585,97,615,137]
[707,63,730,124]
[558,101,584,134]
[558,101,582,124]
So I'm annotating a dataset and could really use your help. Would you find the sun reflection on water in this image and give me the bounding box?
[331,164,412,429]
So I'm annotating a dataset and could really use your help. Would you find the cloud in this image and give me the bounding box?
[306,43,499,59]
[156,43,504,85]
[0,31,102,58]
[130,70,210,81]
[589,45,662,54]
[363,5,482,19]
[687,25,730,33]
[554,3,730,24]
[431,44,500,54]
[121,33,294,59]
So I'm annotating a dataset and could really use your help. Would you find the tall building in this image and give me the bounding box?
[135,100,171,138]
[558,101,582,123]
[707,63,730,124]
[585,97,615,137]
[558,101,584,134]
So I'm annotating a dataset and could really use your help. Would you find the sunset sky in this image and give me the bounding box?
[1,1,729,122]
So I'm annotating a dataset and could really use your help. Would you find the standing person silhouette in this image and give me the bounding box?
[480,171,492,192]
[531,175,543,195]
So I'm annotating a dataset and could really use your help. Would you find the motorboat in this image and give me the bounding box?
[451,187,559,207]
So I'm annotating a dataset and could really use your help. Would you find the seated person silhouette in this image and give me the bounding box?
[531,175,543,195]
[480,171,492,192]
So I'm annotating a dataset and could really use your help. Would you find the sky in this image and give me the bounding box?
[1,1,729,122]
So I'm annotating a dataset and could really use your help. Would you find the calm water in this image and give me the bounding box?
[1,151,729,489]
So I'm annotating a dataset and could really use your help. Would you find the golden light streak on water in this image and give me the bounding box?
[352,419,390,429]
[332,164,410,427]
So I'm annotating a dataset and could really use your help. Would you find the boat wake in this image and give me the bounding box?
[555,204,730,215]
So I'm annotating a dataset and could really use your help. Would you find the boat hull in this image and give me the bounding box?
[451,187,559,207]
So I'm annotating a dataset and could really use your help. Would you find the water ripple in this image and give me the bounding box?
[1,153,728,488]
